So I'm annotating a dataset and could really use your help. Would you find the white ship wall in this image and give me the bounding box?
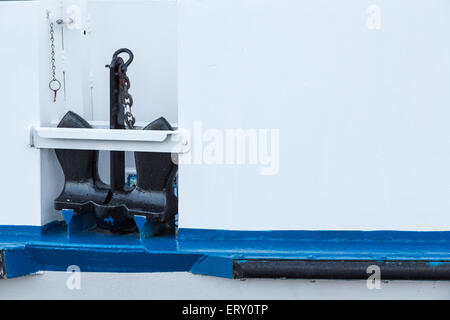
[0,1,41,226]
[1,272,450,300]
[178,0,450,231]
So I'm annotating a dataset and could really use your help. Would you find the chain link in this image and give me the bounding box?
[50,22,56,80]
[119,69,135,129]
[48,21,61,102]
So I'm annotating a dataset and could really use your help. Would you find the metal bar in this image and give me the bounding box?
[109,57,125,191]
[110,150,125,190]
[233,260,450,280]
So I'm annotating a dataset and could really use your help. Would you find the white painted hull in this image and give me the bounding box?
[2,272,450,300]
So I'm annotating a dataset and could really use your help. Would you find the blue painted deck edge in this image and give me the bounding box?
[1,225,450,279]
[191,256,234,279]
[178,228,450,241]
[0,225,41,236]
[2,246,39,278]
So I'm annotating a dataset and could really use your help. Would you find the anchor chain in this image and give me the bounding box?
[119,68,135,129]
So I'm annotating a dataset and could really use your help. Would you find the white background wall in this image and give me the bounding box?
[86,0,177,123]
[38,0,177,125]
[178,0,450,230]
[0,1,41,226]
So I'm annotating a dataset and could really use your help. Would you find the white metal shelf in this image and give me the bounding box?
[29,126,190,153]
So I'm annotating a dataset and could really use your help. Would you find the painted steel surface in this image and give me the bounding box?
[1,226,449,279]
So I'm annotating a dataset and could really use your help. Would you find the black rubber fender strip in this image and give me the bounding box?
[232,260,450,280]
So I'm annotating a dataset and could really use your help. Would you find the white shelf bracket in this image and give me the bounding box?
[29,126,190,154]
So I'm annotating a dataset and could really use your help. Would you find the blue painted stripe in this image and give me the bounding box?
[178,228,450,241]
[27,245,202,274]
[0,225,41,236]
[0,225,449,279]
